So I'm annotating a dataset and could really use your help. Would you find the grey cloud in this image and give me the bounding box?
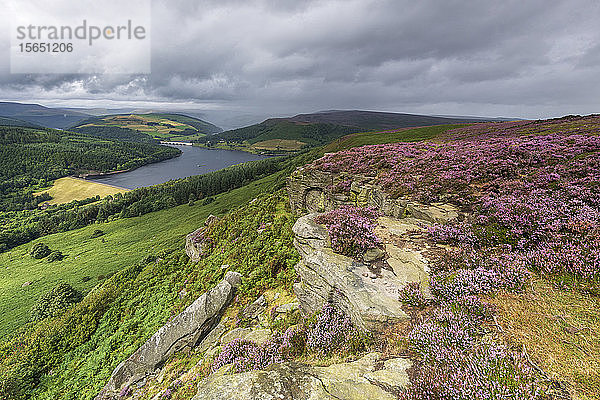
[0,0,599,119]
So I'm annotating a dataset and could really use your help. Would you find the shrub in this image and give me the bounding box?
[400,343,545,400]
[30,283,83,322]
[90,229,105,238]
[404,299,545,400]
[47,250,64,262]
[306,302,356,355]
[211,303,365,374]
[314,206,381,258]
[211,338,282,373]
[399,282,428,308]
[30,242,51,259]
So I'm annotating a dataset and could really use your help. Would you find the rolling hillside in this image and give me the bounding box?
[0,116,43,128]
[0,102,90,129]
[71,113,222,143]
[202,110,486,152]
[1,117,598,400]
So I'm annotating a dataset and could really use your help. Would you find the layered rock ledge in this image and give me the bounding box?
[287,168,459,223]
[289,166,459,330]
[292,213,441,330]
[193,352,411,400]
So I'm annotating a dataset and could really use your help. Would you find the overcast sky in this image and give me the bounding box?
[1,0,599,121]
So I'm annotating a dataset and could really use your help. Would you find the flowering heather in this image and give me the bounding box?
[427,223,478,246]
[329,178,353,193]
[306,302,356,355]
[400,342,544,400]
[404,303,545,400]
[309,116,600,285]
[211,338,283,373]
[212,303,361,373]
[451,295,494,322]
[314,205,381,258]
[117,385,131,398]
[399,282,428,308]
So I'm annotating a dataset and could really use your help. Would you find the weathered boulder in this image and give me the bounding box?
[197,321,228,354]
[95,272,242,400]
[185,228,205,262]
[292,214,409,330]
[192,352,410,400]
[241,294,267,322]
[244,328,273,345]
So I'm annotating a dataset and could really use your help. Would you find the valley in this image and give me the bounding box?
[0,110,598,400]
[1,3,597,399]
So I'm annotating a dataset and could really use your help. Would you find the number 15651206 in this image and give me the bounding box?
[18,43,73,52]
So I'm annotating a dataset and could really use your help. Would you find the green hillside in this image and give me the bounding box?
[0,125,180,212]
[200,110,483,153]
[0,170,283,338]
[71,113,222,142]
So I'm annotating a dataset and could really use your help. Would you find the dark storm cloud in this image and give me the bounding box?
[1,0,599,119]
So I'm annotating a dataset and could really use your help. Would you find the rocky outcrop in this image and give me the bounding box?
[186,215,219,262]
[288,165,458,329]
[287,167,459,223]
[193,352,410,400]
[185,228,205,261]
[293,214,413,330]
[96,272,241,399]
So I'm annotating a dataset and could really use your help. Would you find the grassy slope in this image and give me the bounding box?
[34,177,129,205]
[323,123,470,152]
[0,185,297,400]
[0,171,283,337]
[490,280,600,400]
[74,114,221,141]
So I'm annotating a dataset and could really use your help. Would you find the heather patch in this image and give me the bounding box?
[211,302,367,374]
[314,205,381,258]
[308,116,600,286]
[404,302,546,400]
[399,282,428,308]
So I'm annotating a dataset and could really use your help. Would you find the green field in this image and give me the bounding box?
[323,123,470,152]
[34,177,129,205]
[0,172,281,337]
[78,114,201,138]
[73,113,222,142]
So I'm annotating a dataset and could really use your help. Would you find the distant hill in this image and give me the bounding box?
[283,110,486,130]
[202,110,486,152]
[70,113,223,143]
[0,102,90,129]
[0,116,43,128]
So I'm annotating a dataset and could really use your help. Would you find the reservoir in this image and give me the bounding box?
[89,145,269,189]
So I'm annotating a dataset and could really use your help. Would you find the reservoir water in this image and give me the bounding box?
[90,145,269,189]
